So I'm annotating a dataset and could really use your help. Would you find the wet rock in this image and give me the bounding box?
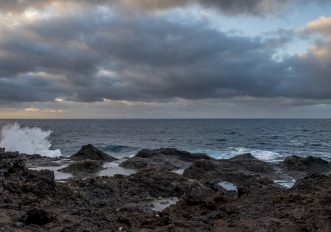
[283,155,330,173]
[135,148,211,160]
[1,149,331,231]
[70,144,117,162]
[121,148,211,171]
[59,160,104,174]
[25,209,54,226]
[0,151,20,159]
[183,155,275,192]
[229,153,274,173]
[0,152,56,204]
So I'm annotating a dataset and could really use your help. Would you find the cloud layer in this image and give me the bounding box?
[0,0,307,15]
[0,1,330,117]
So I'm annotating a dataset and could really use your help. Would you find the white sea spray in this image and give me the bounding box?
[0,123,61,157]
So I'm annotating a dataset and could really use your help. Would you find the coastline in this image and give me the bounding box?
[1,145,330,231]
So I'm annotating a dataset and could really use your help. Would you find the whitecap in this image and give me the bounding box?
[191,147,281,162]
[0,123,61,158]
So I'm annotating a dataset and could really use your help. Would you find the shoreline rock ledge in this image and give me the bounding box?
[0,146,331,231]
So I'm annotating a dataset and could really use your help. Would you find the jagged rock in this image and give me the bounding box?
[59,160,104,174]
[283,155,330,173]
[229,153,274,173]
[1,149,331,231]
[135,148,211,161]
[183,154,275,192]
[70,144,117,162]
[121,148,211,171]
[0,153,55,204]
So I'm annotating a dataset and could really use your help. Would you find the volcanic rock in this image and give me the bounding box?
[183,154,275,193]
[59,160,104,174]
[1,148,331,231]
[283,155,330,173]
[70,144,117,162]
[121,148,211,171]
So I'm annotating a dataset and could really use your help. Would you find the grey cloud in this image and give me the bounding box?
[0,0,307,15]
[0,8,330,106]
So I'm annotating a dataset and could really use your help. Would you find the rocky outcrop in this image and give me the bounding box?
[283,155,330,173]
[0,154,55,204]
[70,144,117,162]
[1,148,331,231]
[59,160,104,174]
[121,148,211,171]
[183,155,275,193]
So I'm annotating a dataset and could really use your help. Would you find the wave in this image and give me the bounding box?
[191,147,281,162]
[0,123,61,158]
[100,144,138,153]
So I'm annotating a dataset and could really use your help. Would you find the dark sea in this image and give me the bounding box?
[0,119,330,162]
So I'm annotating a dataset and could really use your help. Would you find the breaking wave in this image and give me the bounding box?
[0,123,61,158]
[191,147,282,162]
[100,144,138,153]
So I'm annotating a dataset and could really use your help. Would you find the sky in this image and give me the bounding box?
[0,0,331,119]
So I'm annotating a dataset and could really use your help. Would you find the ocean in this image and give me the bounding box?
[0,119,330,162]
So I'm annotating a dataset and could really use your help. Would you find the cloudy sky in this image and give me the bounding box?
[0,0,331,118]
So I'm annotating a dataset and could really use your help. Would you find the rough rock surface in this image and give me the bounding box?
[70,144,117,162]
[121,148,211,171]
[1,147,331,231]
[59,160,104,174]
[183,153,276,194]
[283,155,330,173]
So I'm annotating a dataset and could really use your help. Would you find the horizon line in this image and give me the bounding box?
[1,118,331,120]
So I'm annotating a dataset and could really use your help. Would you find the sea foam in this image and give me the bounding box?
[0,123,61,157]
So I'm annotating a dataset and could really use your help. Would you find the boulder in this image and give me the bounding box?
[121,148,211,171]
[59,160,104,174]
[70,144,117,162]
[229,153,274,173]
[283,155,330,173]
[183,155,275,192]
[135,148,211,161]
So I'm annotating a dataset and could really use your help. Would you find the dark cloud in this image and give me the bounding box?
[0,8,330,107]
[0,0,301,15]
[118,0,291,15]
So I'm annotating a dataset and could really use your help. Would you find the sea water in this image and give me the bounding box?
[0,119,330,162]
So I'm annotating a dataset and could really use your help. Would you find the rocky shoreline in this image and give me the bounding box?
[1,145,330,231]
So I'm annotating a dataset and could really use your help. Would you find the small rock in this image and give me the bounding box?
[70,144,117,162]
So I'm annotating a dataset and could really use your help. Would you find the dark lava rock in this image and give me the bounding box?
[1,148,331,231]
[0,152,55,207]
[70,144,117,162]
[121,148,211,171]
[183,154,275,192]
[0,151,20,159]
[4,166,55,200]
[283,155,330,173]
[229,153,274,173]
[25,209,54,226]
[135,148,211,160]
[59,160,104,174]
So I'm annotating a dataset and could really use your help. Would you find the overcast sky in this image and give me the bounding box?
[0,0,331,118]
